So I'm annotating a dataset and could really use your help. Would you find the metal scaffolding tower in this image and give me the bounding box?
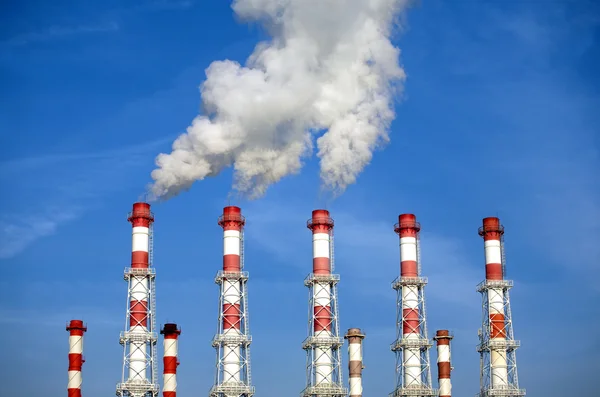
[302,211,347,397]
[390,215,436,397]
[477,219,525,397]
[210,207,254,397]
[117,203,159,397]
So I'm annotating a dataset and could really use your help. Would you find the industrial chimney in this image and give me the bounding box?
[161,323,181,397]
[210,206,254,397]
[67,320,87,397]
[477,217,526,397]
[390,214,436,397]
[344,328,365,397]
[433,330,453,397]
[302,209,346,397]
[116,202,159,397]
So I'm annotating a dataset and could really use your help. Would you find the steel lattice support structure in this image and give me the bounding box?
[117,202,159,397]
[302,210,347,397]
[390,214,437,397]
[161,323,181,397]
[477,217,525,397]
[210,206,254,397]
[67,319,87,397]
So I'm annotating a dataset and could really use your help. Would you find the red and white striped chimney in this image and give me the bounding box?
[310,209,334,384]
[433,330,453,397]
[128,202,153,381]
[67,320,87,397]
[479,217,508,387]
[161,323,181,397]
[397,213,422,387]
[345,328,365,397]
[219,205,244,382]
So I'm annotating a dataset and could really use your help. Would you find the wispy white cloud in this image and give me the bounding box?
[2,22,119,47]
[1,1,194,49]
[0,136,172,177]
[0,210,80,259]
[140,0,195,11]
[0,138,171,260]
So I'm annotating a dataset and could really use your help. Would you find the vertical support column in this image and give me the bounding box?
[433,330,452,397]
[345,328,365,397]
[67,320,87,397]
[161,324,181,397]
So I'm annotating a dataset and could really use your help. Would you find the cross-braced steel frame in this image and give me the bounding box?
[117,224,159,397]
[302,233,347,397]
[477,278,526,397]
[389,235,436,397]
[210,232,254,397]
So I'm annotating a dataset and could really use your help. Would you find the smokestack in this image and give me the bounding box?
[117,202,159,396]
[433,330,453,397]
[344,328,365,397]
[477,217,526,396]
[161,323,181,397]
[67,320,87,397]
[391,214,436,396]
[302,209,346,397]
[210,206,255,397]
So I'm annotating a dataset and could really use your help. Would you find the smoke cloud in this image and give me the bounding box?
[150,0,409,200]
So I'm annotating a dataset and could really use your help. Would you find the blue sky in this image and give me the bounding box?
[1,0,599,396]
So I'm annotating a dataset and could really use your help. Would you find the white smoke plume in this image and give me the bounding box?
[150,0,409,200]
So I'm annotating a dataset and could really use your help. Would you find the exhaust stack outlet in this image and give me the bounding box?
[67,320,87,397]
[433,330,453,397]
[161,323,181,397]
[344,328,365,397]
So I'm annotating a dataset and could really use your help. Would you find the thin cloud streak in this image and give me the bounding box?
[0,136,173,177]
[2,22,119,47]
[0,138,172,260]
[139,0,195,11]
[0,209,80,259]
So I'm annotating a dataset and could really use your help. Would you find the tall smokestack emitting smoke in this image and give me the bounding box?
[67,320,87,397]
[161,323,181,397]
[117,202,159,396]
[344,328,365,397]
[433,330,453,397]
[150,0,409,200]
